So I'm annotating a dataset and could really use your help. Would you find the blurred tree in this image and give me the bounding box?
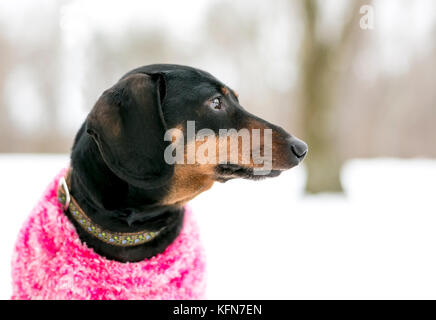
[298,0,367,193]
[0,2,68,152]
[83,29,172,110]
[0,31,12,151]
[0,0,434,169]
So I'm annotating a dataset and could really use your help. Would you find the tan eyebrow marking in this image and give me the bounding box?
[221,87,230,96]
[232,90,239,98]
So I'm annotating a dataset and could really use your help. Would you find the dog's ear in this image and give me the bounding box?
[86,73,173,189]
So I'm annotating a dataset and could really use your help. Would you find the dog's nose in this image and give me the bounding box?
[289,137,308,160]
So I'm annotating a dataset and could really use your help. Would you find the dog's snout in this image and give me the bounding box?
[289,137,308,160]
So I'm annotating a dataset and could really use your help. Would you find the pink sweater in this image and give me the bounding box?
[11,169,206,300]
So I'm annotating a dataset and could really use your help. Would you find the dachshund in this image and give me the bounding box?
[67,64,308,263]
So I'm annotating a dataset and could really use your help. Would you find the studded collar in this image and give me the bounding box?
[57,169,164,247]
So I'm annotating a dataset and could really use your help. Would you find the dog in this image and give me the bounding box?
[11,64,307,299]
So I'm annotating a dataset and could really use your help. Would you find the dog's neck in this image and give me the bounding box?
[68,130,184,262]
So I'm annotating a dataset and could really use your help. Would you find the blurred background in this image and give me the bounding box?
[1,0,436,299]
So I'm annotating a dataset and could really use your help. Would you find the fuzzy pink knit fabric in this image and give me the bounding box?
[11,169,206,300]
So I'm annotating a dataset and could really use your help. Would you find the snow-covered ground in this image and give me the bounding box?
[0,154,435,299]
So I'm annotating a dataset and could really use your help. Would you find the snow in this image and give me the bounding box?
[0,155,435,299]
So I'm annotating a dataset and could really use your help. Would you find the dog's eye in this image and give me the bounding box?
[209,97,222,110]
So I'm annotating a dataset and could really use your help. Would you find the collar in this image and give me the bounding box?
[57,168,164,247]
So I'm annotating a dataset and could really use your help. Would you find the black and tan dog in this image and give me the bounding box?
[69,64,307,263]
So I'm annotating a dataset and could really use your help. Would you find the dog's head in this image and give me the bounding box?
[86,64,307,207]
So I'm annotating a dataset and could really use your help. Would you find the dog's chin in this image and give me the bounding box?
[215,164,284,183]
